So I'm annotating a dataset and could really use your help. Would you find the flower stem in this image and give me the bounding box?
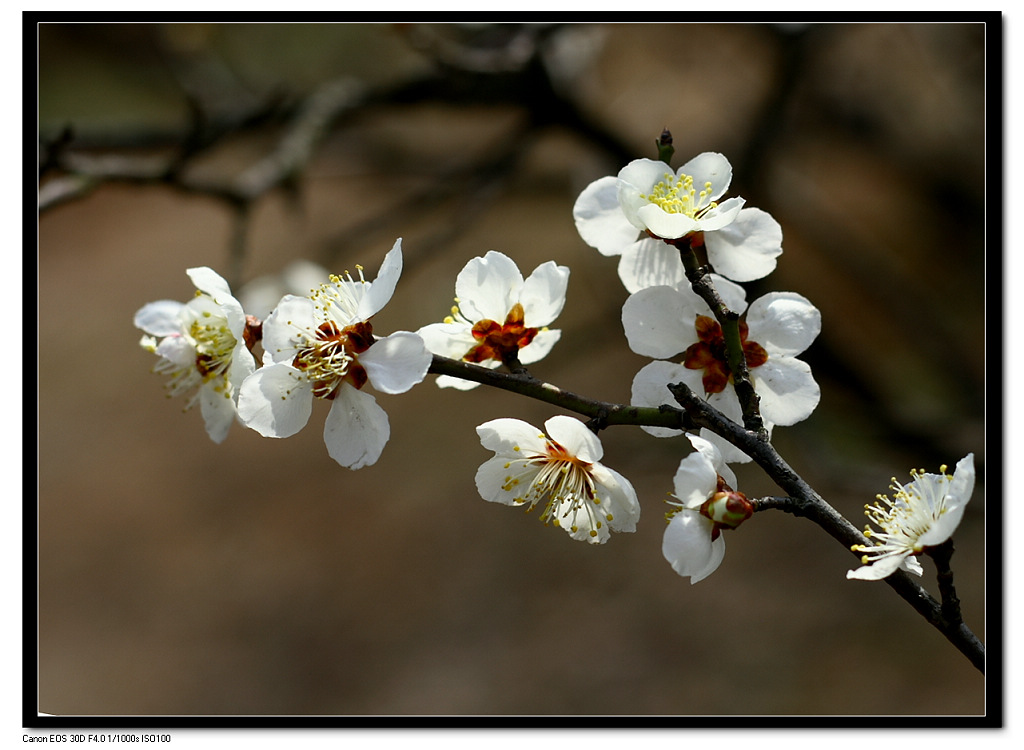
[675,242,766,437]
[426,353,986,673]
[427,354,692,431]
[927,539,965,626]
[666,378,985,673]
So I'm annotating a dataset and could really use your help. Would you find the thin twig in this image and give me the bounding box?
[928,539,965,626]
[427,354,692,432]
[674,243,766,437]
[666,379,985,673]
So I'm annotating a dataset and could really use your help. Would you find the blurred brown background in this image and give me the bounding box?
[37,22,988,716]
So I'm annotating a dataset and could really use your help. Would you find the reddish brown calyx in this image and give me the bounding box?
[700,475,754,541]
[463,302,539,364]
[243,315,263,352]
[682,315,767,394]
[654,230,705,253]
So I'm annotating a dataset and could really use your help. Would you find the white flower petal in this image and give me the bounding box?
[133,300,184,337]
[417,321,476,359]
[237,363,313,438]
[917,454,975,547]
[618,157,671,191]
[455,251,525,323]
[355,238,403,321]
[686,434,736,490]
[187,266,246,328]
[662,512,726,584]
[544,415,603,463]
[198,382,236,444]
[227,340,257,395]
[902,556,925,576]
[693,196,745,232]
[631,360,692,437]
[746,292,821,357]
[704,207,783,282]
[476,418,548,456]
[360,331,431,395]
[622,286,699,358]
[846,551,911,581]
[572,175,640,256]
[617,236,687,293]
[751,357,820,427]
[261,295,317,364]
[475,455,539,505]
[678,152,733,200]
[518,261,569,327]
[698,428,755,466]
[591,465,641,532]
[518,329,561,365]
[617,159,673,230]
[323,384,390,469]
[636,204,699,240]
[435,359,501,390]
[671,448,719,508]
[948,453,977,504]
[154,334,195,367]
[435,373,484,390]
[561,504,613,544]
[186,266,234,303]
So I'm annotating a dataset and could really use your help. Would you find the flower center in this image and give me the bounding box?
[853,465,954,562]
[292,320,374,399]
[463,302,539,364]
[190,314,237,380]
[641,172,718,218]
[501,438,608,539]
[682,315,768,394]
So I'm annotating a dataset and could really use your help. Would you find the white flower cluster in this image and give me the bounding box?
[135,147,974,581]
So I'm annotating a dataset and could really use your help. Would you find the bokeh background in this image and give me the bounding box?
[37,22,988,716]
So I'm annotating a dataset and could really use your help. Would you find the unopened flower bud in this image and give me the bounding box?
[656,128,675,164]
[700,488,754,535]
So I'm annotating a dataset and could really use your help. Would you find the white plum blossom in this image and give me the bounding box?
[847,454,976,581]
[418,251,569,390]
[624,274,820,463]
[663,435,753,583]
[134,267,256,443]
[474,415,640,544]
[236,239,431,469]
[573,152,782,291]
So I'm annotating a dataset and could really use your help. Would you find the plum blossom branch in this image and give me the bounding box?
[927,539,965,625]
[666,379,984,672]
[427,354,692,432]
[431,349,983,672]
[674,242,765,437]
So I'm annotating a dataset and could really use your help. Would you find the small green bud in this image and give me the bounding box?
[656,128,674,164]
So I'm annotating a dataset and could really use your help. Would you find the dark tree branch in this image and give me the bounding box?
[675,243,766,437]
[427,354,693,432]
[928,539,965,626]
[666,379,984,673]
